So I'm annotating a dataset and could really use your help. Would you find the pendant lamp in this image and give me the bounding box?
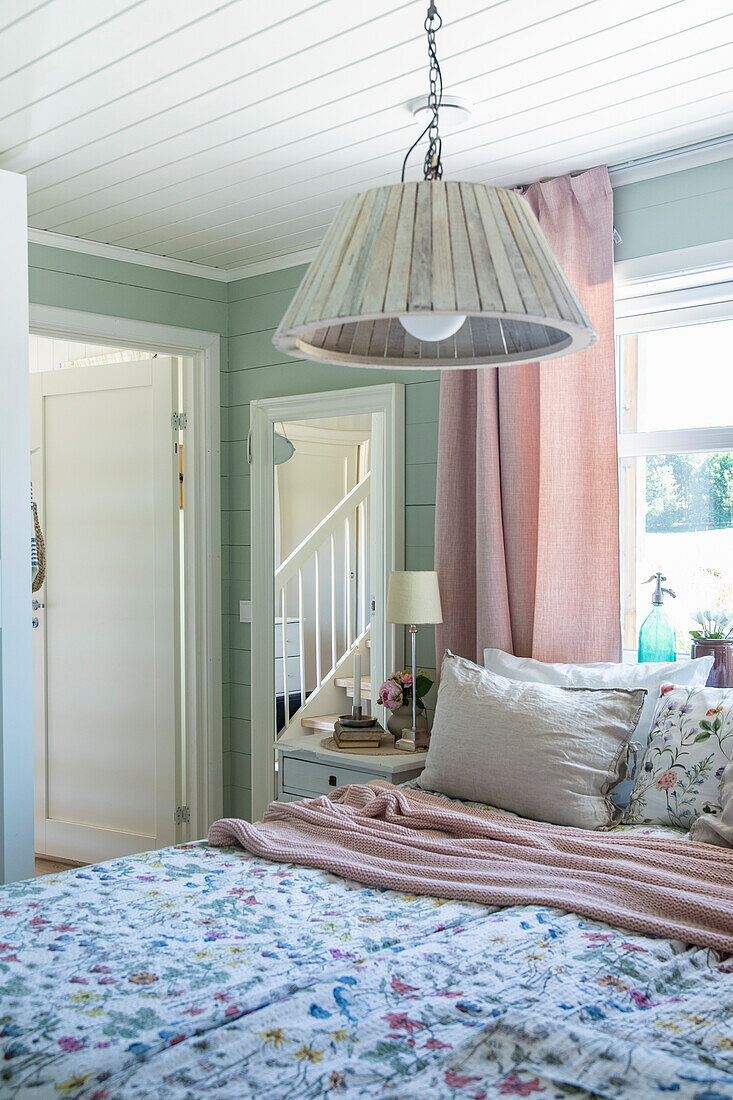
[273,5,597,370]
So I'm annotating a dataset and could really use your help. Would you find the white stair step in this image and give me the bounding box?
[301,714,339,733]
[334,676,371,698]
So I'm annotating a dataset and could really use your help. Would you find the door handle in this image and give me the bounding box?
[32,599,44,611]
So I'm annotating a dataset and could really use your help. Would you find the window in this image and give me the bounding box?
[618,308,733,657]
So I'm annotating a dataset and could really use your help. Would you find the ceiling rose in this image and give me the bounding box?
[273,4,597,370]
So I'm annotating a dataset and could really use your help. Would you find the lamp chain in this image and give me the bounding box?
[400,3,444,182]
[422,3,443,180]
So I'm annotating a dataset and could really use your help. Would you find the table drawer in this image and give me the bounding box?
[281,756,371,796]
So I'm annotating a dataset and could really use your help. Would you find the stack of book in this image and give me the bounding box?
[333,717,385,750]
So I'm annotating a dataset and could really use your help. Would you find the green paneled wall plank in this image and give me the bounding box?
[228,510,250,547]
[228,615,251,652]
[224,785,252,820]
[405,545,435,570]
[406,462,437,505]
[229,649,251,686]
[224,750,252,789]
[229,331,297,371]
[229,546,251,579]
[405,422,438,464]
[232,786,252,820]
[222,475,250,510]
[29,268,227,334]
[227,265,308,304]
[225,405,250,442]
[405,380,440,424]
[228,288,303,337]
[406,505,436,547]
[226,357,439,406]
[230,683,251,720]
[29,244,227,303]
[229,718,252,754]
[223,441,250,477]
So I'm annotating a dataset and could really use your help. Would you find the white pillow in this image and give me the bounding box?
[482,649,714,807]
[420,653,646,830]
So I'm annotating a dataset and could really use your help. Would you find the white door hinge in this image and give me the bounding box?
[171,412,187,430]
[175,805,191,825]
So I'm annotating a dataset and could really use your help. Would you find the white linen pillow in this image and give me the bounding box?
[419,652,646,830]
[627,684,733,831]
[482,649,714,808]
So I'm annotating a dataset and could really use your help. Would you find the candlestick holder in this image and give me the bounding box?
[338,710,379,729]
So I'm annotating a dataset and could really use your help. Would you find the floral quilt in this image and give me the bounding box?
[2,820,733,1099]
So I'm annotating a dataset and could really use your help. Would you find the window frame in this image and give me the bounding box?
[615,252,733,656]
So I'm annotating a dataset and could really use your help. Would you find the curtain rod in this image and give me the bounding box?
[608,132,733,177]
[523,132,733,190]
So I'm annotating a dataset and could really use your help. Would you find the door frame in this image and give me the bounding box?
[250,384,404,821]
[29,304,223,839]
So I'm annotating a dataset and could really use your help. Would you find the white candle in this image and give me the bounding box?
[353,645,361,711]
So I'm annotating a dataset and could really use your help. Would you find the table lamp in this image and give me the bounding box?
[385,571,443,751]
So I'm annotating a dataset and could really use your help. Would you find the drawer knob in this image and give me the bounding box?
[328,775,338,787]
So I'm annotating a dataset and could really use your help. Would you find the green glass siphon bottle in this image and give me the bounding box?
[638,572,676,662]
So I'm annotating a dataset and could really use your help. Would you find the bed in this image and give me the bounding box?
[2,786,733,1100]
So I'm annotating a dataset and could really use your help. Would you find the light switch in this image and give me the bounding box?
[239,600,252,623]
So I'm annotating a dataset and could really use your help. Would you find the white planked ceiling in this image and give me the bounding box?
[2,0,733,271]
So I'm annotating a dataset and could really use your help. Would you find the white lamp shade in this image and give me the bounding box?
[386,571,443,625]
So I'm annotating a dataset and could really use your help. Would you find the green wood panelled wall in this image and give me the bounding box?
[27,154,733,821]
[29,243,228,334]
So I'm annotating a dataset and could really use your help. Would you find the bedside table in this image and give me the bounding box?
[274,726,427,802]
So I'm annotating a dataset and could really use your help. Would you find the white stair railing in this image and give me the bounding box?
[275,473,370,731]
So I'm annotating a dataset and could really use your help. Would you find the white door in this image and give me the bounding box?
[31,358,180,863]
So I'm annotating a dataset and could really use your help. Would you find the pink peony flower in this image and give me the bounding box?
[401,673,413,686]
[378,680,403,711]
[655,769,678,792]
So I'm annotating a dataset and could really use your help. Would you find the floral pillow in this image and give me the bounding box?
[626,683,733,830]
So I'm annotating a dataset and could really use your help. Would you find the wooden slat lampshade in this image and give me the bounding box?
[273,180,597,370]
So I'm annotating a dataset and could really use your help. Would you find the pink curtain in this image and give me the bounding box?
[434,166,620,666]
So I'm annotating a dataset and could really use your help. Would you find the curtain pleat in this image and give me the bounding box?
[435,165,620,667]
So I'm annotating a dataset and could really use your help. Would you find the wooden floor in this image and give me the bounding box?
[34,856,84,877]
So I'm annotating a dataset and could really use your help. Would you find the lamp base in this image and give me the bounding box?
[395,727,430,753]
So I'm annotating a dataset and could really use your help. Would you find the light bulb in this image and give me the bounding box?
[399,313,466,342]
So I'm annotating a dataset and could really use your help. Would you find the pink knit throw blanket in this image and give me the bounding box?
[208,782,733,954]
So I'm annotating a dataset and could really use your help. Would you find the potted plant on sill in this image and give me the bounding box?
[690,609,733,687]
[377,669,434,739]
